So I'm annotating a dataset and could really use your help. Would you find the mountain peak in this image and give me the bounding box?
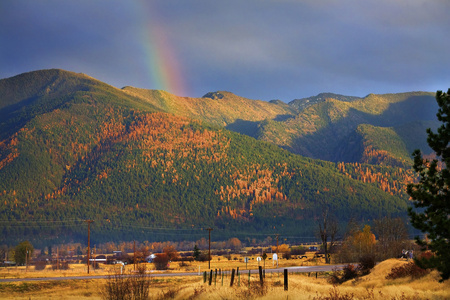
[288,93,360,111]
[202,91,230,100]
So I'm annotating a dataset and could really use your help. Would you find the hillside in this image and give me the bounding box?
[121,87,297,137]
[258,93,438,166]
[289,92,361,111]
[120,85,438,168]
[0,69,412,246]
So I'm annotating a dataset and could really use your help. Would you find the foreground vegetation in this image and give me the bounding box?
[0,259,448,299]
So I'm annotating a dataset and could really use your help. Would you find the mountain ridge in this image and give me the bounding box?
[0,69,435,246]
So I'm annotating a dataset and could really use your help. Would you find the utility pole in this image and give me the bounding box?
[85,220,94,274]
[25,247,28,272]
[56,247,59,271]
[205,228,213,270]
[276,234,279,256]
[276,234,279,268]
[93,245,96,273]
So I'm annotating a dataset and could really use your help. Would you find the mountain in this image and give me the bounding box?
[121,87,297,138]
[289,93,361,111]
[0,69,434,246]
[258,93,439,167]
[122,86,438,168]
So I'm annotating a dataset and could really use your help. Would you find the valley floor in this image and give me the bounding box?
[0,259,448,299]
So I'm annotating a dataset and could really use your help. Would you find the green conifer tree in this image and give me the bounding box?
[193,244,200,261]
[14,241,34,266]
[407,89,450,281]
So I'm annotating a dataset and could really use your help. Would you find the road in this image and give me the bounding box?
[0,264,345,282]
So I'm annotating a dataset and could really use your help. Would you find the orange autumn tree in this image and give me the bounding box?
[351,225,376,257]
[336,225,376,263]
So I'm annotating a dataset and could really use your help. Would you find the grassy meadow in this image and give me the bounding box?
[0,258,449,299]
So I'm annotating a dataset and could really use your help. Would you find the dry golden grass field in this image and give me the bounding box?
[0,258,449,299]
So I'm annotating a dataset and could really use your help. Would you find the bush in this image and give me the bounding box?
[102,266,151,300]
[159,288,179,299]
[153,254,170,270]
[291,246,307,256]
[342,264,358,282]
[386,262,429,280]
[51,261,70,270]
[179,260,190,267]
[34,260,47,271]
[329,264,358,285]
[196,251,210,262]
[358,254,376,275]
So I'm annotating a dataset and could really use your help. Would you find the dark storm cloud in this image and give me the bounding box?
[1,0,449,101]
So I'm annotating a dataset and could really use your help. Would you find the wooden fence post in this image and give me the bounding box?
[230,269,235,287]
[284,269,288,291]
[259,266,264,287]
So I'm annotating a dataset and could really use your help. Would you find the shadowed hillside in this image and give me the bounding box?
[122,85,438,168]
[258,93,438,166]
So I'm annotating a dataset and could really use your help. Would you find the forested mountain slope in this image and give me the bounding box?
[121,84,438,168]
[0,69,412,246]
[259,93,438,166]
[121,87,297,134]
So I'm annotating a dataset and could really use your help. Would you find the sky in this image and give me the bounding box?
[1,0,449,102]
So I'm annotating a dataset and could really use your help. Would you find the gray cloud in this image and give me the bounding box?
[1,0,449,101]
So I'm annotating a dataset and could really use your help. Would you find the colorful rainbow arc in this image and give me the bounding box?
[138,2,189,97]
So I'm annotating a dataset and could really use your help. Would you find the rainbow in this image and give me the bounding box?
[137,2,189,97]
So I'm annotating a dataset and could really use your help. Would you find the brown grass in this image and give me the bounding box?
[1,258,449,299]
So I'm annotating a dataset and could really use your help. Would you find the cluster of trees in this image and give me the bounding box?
[0,99,408,245]
[336,161,413,199]
[322,90,450,282]
[317,213,412,265]
[406,89,450,281]
[1,71,448,282]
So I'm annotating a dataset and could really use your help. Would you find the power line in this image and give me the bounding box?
[0,219,84,224]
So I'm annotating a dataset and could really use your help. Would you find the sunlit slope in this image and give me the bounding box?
[120,86,438,167]
[0,69,407,245]
[121,87,297,134]
[258,92,438,165]
[0,69,160,140]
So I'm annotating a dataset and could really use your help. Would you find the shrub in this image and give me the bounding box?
[159,288,179,299]
[342,264,358,282]
[92,262,100,270]
[179,260,190,267]
[386,262,429,280]
[358,254,376,275]
[329,264,358,285]
[291,246,307,256]
[153,254,170,270]
[283,252,292,260]
[102,267,151,300]
[34,260,47,271]
[196,251,210,262]
[51,261,70,270]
